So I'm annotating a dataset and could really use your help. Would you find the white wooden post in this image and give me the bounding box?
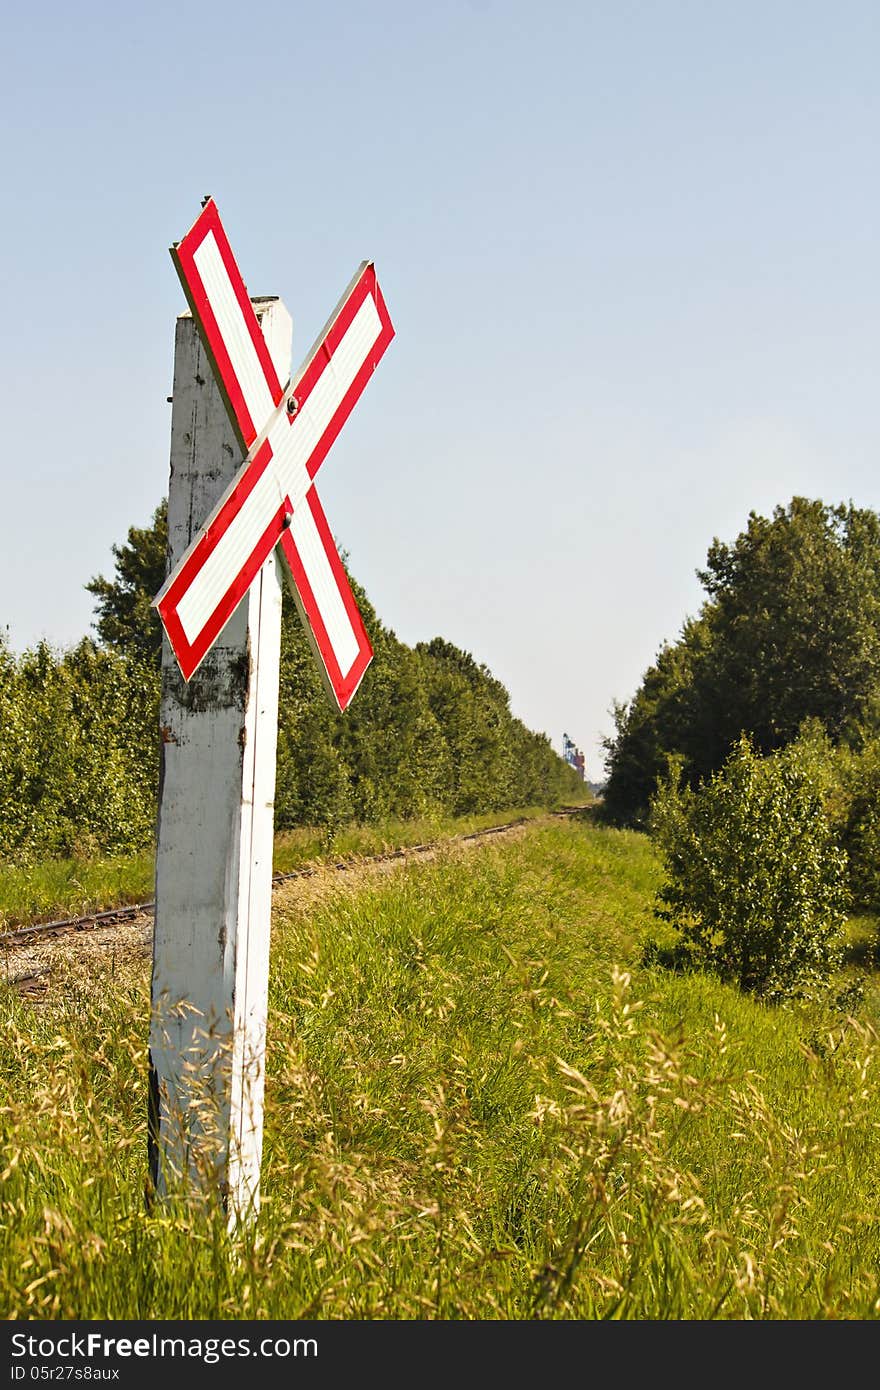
[148,297,292,1221]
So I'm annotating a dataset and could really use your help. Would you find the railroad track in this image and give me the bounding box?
[0,808,588,954]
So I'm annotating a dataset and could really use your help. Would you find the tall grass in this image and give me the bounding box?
[0,805,554,930]
[0,850,154,931]
[2,820,880,1318]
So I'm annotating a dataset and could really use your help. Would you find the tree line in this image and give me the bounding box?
[0,502,583,864]
[603,497,880,828]
[602,495,880,995]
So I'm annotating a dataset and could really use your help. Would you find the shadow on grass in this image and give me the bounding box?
[843,936,880,970]
[559,803,603,826]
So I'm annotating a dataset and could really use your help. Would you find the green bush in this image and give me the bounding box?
[836,738,880,913]
[650,735,848,996]
[0,634,160,862]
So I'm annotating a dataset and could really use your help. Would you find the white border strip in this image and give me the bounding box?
[292,497,360,678]
[193,232,276,438]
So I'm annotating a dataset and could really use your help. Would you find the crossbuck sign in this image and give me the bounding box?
[155,198,394,704]
[148,199,394,1218]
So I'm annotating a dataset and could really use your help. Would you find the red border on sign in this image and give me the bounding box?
[156,439,283,681]
[171,199,283,450]
[278,494,373,713]
[291,263,395,481]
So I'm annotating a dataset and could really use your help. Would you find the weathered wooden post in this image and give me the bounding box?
[148,296,290,1217]
[148,199,394,1221]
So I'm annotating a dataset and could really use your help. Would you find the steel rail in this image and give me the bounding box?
[0,810,587,951]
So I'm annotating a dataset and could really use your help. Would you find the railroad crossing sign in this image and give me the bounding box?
[148,200,394,1219]
[154,198,394,707]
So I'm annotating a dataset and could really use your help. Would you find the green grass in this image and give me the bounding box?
[0,804,561,930]
[0,849,154,931]
[270,804,554,875]
[3,818,880,1318]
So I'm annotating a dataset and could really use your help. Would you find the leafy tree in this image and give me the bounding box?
[86,500,168,667]
[836,738,880,913]
[650,734,848,997]
[604,498,880,826]
[416,638,513,813]
[600,615,714,828]
[698,498,880,753]
[0,634,159,861]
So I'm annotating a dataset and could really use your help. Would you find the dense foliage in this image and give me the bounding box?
[0,635,159,861]
[272,581,578,830]
[603,498,880,828]
[86,500,168,667]
[651,734,848,997]
[0,504,581,863]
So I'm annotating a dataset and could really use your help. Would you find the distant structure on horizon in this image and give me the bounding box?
[562,732,586,781]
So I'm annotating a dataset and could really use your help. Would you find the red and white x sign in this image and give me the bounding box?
[153,199,394,709]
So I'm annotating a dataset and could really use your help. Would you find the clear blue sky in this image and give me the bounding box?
[2,1,878,776]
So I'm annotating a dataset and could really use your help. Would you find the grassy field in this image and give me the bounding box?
[0,805,554,930]
[3,815,880,1319]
